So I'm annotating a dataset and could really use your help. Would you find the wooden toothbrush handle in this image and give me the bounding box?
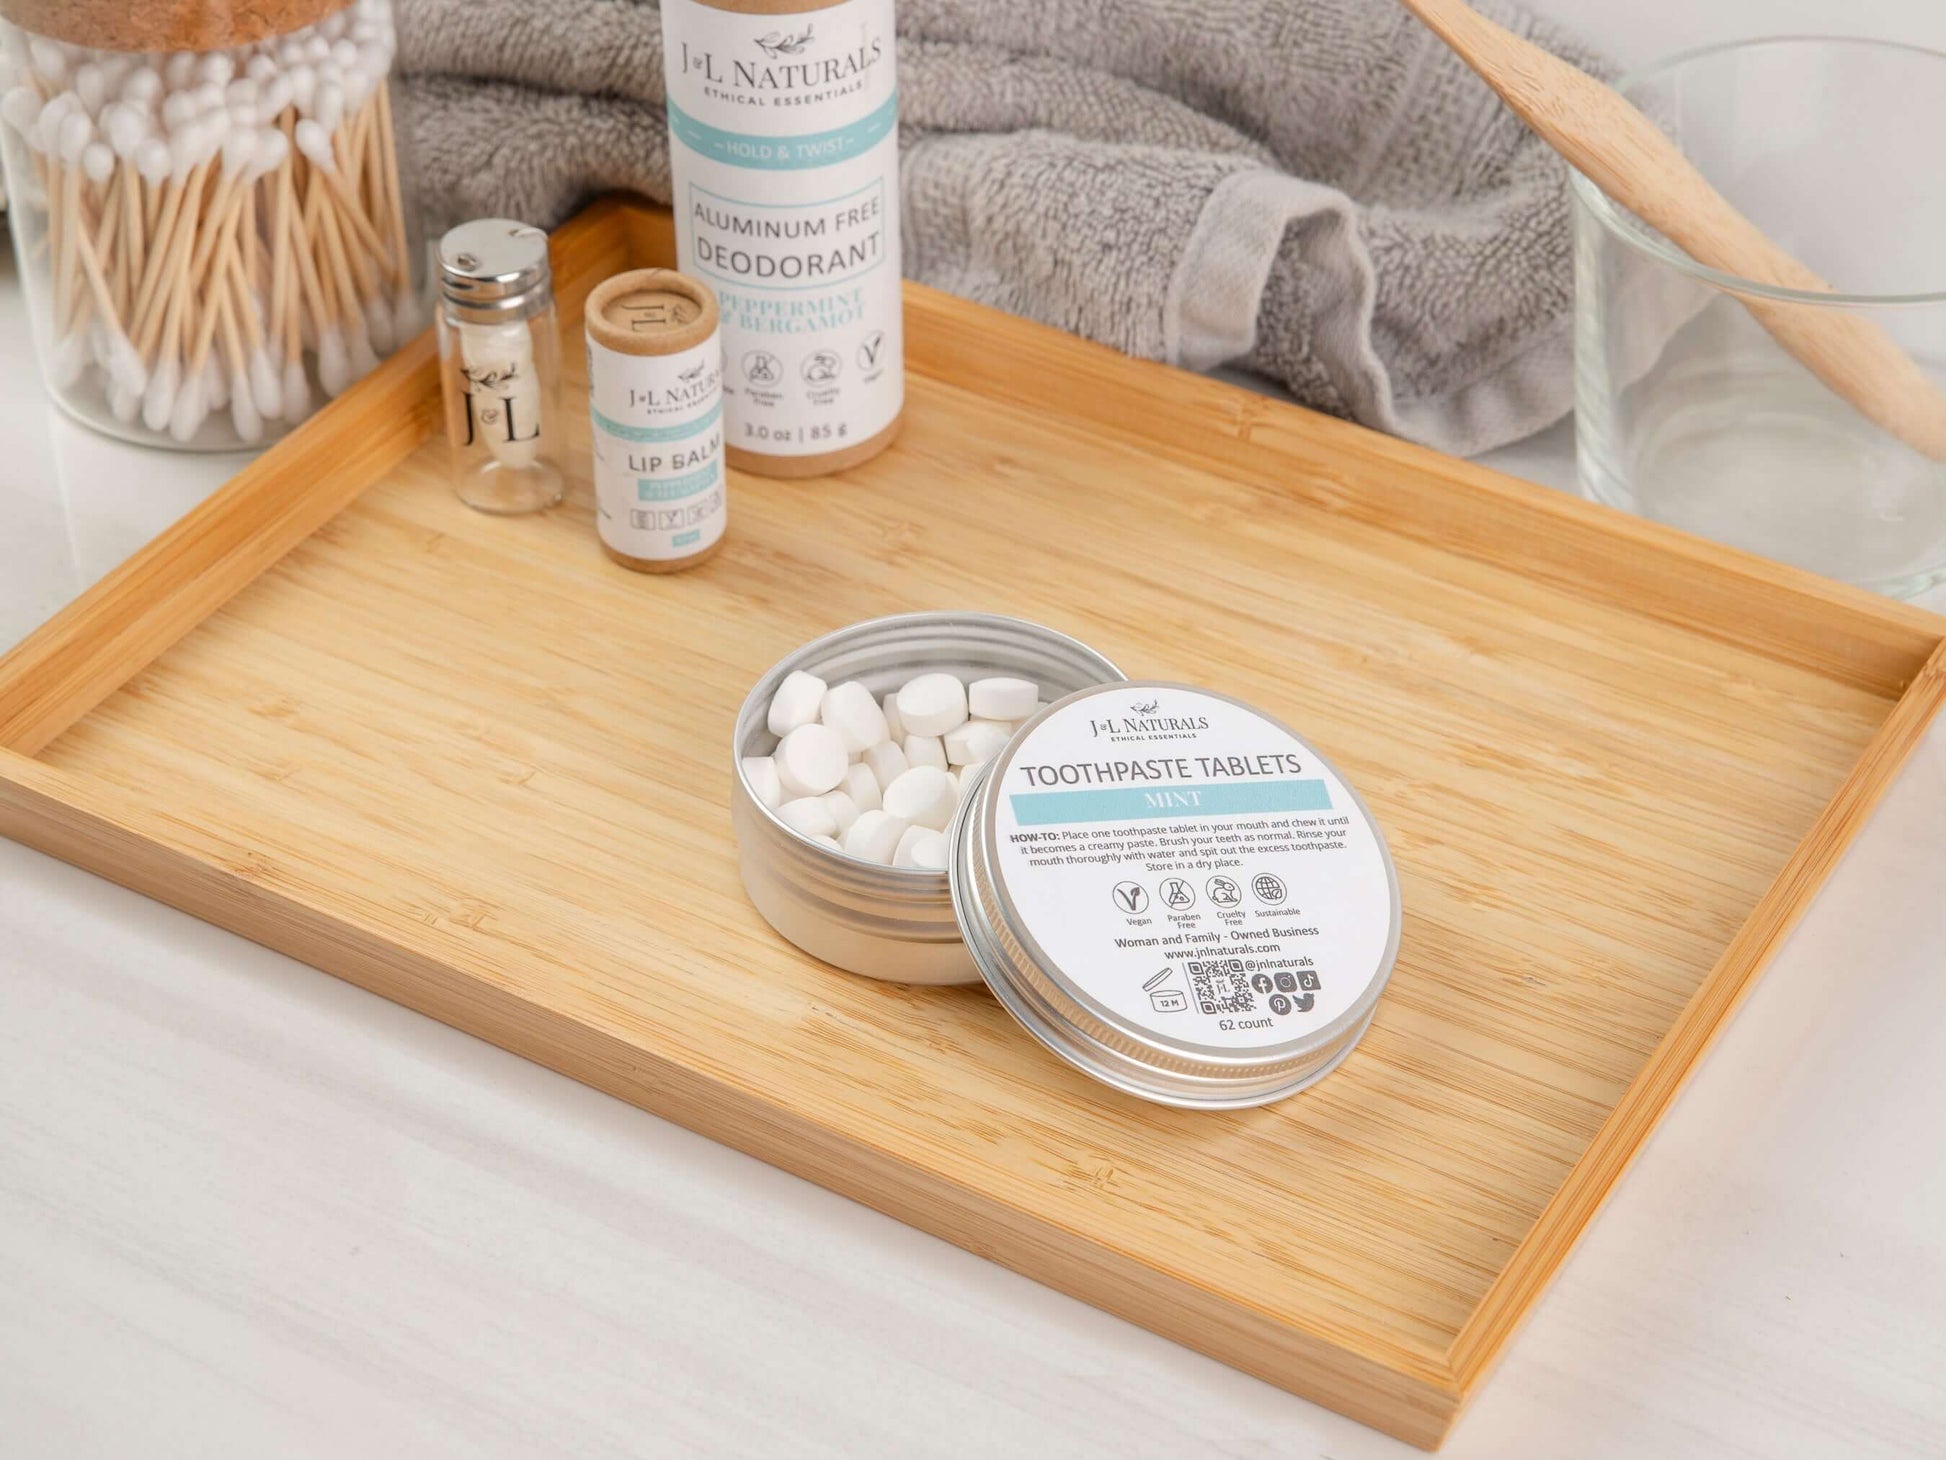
[1399,0,1946,461]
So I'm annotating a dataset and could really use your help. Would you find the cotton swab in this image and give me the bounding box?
[217,286,262,443]
[72,61,106,115]
[27,35,67,87]
[166,362,205,443]
[120,66,161,107]
[293,117,389,270]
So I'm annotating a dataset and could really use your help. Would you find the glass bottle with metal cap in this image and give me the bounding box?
[435,218,564,514]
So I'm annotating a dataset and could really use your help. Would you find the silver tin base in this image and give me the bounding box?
[732,613,1124,984]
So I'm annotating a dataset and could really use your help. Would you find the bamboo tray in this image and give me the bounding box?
[3,197,1943,1448]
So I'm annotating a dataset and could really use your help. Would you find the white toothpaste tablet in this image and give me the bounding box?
[903,734,947,772]
[843,809,908,866]
[896,672,968,737]
[892,823,929,868]
[893,823,951,869]
[767,669,827,737]
[863,740,907,792]
[742,755,783,809]
[820,680,889,755]
[882,765,957,832]
[880,691,906,742]
[775,722,848,797]
[777,795,839,839]
[968,676,1038,721]
[811,834,842,850]
[944,718,1012,767]
[842,762,882,813]
[824,790,861,837]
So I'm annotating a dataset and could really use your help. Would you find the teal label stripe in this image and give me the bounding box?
[673,530,701,548]
[637,462,720,502]
[667,93,898,171]
[592,399,721,443]
[1009,780,1331,827]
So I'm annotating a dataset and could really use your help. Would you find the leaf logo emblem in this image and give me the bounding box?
[754,24,814,57]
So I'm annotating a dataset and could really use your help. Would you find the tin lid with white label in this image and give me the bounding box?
[947,682,1401,1108]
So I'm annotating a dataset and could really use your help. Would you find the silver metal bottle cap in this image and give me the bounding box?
[437,219,553,321]
[946,682,1402,1109]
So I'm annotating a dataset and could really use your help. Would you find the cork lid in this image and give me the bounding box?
[0,0,351,53]
[585,270,720,358]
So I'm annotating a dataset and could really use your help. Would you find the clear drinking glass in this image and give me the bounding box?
[1573,37,1946,597]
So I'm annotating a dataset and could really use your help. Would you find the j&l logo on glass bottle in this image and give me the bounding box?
[460,367,541,450]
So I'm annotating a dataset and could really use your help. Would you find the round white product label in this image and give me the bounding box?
[988,687,1398,1051]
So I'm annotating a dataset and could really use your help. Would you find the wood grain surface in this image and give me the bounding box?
[1,199,1941,1448]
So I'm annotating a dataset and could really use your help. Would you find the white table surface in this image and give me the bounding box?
[6,3,1946,1454]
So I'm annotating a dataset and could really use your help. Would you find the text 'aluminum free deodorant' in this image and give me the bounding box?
[662,0,904,478]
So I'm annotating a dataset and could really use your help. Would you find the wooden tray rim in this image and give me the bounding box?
[3,196,1943,1444]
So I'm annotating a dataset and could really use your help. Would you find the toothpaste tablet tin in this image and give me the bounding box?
[948,682,1401,1108]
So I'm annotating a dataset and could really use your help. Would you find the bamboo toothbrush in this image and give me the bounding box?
[1396,0,1946,461]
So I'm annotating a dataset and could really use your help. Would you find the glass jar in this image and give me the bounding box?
[1573,37,1946,598]
[0,0,424,451]
[434,218,564,515]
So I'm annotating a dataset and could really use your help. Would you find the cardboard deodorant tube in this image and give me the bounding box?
[661,0,905,478]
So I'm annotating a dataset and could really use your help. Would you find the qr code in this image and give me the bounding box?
[1186,958,1253,1015]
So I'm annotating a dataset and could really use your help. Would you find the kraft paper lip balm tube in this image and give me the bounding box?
[661,0,904,479]
[585,268,729,573]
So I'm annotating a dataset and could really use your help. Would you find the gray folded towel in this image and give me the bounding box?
[400,0,1611,456]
